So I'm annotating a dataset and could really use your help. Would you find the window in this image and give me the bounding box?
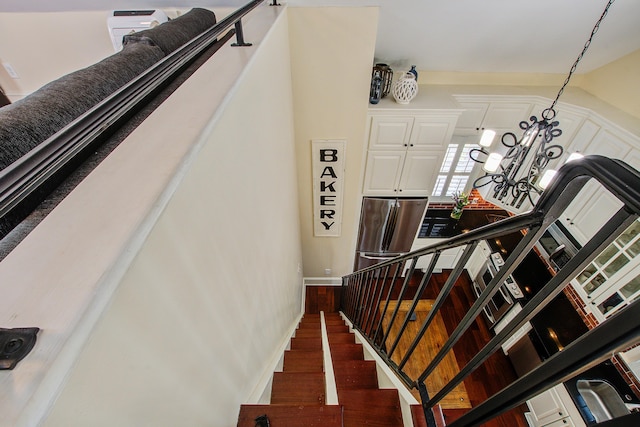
[432,143,477,196]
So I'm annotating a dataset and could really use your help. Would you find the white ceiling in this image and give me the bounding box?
[1,0,639,75]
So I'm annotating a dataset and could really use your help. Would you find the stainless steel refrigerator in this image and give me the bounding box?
[354,197,428,271]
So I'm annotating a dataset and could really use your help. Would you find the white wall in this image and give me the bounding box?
[42,8,301,427]
[288,6,379,277]
[0,8,235,101]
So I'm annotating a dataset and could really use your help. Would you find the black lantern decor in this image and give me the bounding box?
[373,63,393,97]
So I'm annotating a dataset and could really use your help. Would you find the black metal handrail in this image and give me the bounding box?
[0,0,265,224]
[341,155,640,426]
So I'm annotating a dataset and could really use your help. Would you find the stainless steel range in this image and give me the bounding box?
[473,251,525,326]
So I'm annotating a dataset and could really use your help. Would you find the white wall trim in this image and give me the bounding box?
[245,312,303,404]
[320,311,339,405]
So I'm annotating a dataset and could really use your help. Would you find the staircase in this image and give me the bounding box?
[237,314,342,426]
[325,312,405,426]
[238,312,435,427]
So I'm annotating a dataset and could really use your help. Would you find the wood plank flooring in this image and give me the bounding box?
[422,270,528,427]
[381,299,471,409]
[348,269,528,426]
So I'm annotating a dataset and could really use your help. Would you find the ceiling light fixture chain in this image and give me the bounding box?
[547,0,615,117]
[469,0,615,210]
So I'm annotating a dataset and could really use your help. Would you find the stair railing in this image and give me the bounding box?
[0,0,267,239]
[341,155,640,426]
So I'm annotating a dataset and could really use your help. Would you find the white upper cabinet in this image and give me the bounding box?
[368,116,413,150]
[397,151,442,195]
[559,126,634,244]
[409,115,461,150]
[368,114,458,151]
[454,96,532,135]
[363,112,460,196]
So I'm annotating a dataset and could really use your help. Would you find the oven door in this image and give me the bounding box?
[474,263,514,326]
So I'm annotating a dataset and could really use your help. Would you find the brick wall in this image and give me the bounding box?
[429,189,505,211]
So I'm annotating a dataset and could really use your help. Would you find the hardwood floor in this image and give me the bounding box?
[381,299,471,409]
[343,269,529,426]
[420,270,528,427]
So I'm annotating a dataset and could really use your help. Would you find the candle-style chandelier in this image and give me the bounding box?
[470,0,614,209]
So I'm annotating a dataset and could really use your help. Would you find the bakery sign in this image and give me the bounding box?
[312,139,345,237]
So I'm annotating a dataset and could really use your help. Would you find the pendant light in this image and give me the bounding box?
[469,0,615,209]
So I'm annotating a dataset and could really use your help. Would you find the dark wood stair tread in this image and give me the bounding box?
[339,389,403,427]
[327,332,355,344]
[283,350,323,372]
[295,328,322,338]
[290,337,322,350]
[333,360,379,390]
[411,404,430,427]
[328,343,364,361]
[297,321,321,329]
[237,404,343,427]
[271,372,326,405]
[326,324,349,333]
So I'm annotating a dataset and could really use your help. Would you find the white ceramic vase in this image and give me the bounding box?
[392,72,418,104]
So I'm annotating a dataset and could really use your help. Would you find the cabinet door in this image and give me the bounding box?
[369,116,413,150]
[559,128,631,244]
[543,417,577,427]
[482,102,533,131]
[527,386,569,426]
[362,151,405,195]
[398,151,441,196]
[409,115,458,151]
[455,101,490,131]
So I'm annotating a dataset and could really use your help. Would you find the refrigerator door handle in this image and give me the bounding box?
[360,253,404,260]
[381,202,399,252]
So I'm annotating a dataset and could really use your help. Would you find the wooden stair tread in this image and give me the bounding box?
[339,389,403,427]
[283,350,324,372]
[271,372,326,405]
[327,333,355,344]
[237,404,343,427]
[290,337,322,350]
[411,404,430,427]
[297,322,321,329]
[332,360,379,390]
[326,324,349,333]
[328,343,364,361]
[295,328,322,338]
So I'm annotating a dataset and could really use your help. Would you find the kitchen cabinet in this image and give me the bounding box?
[368,114,459,151]
[465,239,492,279]
[573,219,640,322]
[363,112,459,196]
[453,96,533,136]
[493,303,532,354]
[408,238,464,273]
[363,150,442,196]
[559,126,633,244]
[527,384,585,427]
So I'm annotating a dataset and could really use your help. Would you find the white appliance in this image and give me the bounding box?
[107,10,169,52]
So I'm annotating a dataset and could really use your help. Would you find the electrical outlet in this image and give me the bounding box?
[324,268,332,276]
[2,63,19,79]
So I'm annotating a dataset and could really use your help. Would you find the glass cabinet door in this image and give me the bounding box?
[573,219,640,320]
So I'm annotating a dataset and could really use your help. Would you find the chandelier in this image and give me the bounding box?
[470,0,615,209]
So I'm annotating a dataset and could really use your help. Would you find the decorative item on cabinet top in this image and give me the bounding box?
[408,65,418,81]
[369,63,393,104]
[369,72,382,105]
[392,72,418,105]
